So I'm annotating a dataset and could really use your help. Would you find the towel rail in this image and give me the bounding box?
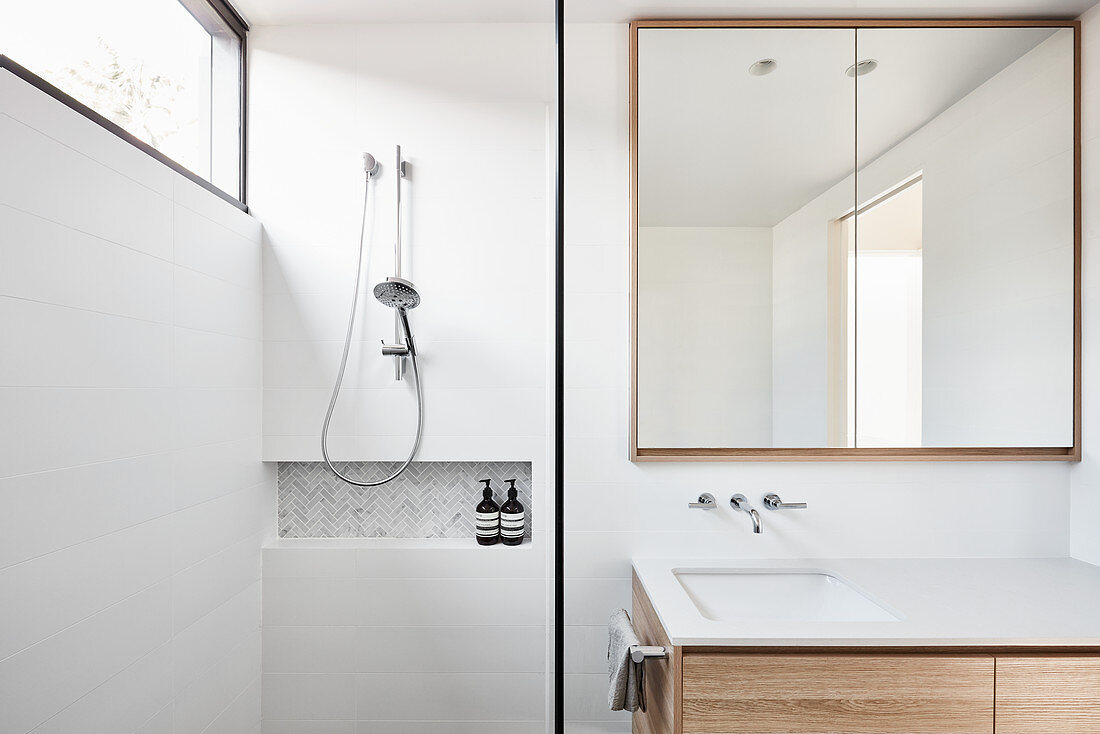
[630,644,669,663]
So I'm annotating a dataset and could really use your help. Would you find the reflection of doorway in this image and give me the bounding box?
[828,174,923,447]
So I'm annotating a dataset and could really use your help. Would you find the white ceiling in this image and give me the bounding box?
[229,0,1093,26]
[638,26,1065,227]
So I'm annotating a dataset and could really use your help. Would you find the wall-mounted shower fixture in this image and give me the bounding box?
[362,152,380,179]
[390,145,410,380]
[320,148,425,488]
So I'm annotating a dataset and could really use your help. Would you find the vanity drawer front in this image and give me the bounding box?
[995,656,1100,732]
[681,653,993,734]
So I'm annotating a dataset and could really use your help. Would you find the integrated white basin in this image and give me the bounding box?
[673,568,900,623]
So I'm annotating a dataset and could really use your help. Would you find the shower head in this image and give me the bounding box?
[363,152,380,179]
[374,277,421,310]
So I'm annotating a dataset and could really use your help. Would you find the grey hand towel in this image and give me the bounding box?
[607,608,643,712]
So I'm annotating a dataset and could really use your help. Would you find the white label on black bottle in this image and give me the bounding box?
[476,511,500,537]
[501,512,525,538]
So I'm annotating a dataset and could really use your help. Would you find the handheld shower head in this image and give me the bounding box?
[373,277,420,310]
[375,277,420,358]
[362,152,380,179]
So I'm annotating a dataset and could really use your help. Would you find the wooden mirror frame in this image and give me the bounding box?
[628,18,1082,462]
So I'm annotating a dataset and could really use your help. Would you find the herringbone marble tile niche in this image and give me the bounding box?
[278,461,533,539]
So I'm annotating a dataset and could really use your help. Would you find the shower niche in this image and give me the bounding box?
[277,461,533,540]
[629,21,1080,461]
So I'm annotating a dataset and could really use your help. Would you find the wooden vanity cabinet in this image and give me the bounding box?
[995,656,1100,733]
[632,574,1100,734]
[680,653,992,734]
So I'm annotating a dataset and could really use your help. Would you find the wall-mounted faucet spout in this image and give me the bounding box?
[730,494,762,534]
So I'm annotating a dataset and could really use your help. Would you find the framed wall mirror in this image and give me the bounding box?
[629,20,1081,462]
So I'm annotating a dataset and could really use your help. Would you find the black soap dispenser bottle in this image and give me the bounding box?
[475,479,500,546]
[500,479,525,546]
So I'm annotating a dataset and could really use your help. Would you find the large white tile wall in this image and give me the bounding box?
[248,23,553,732]
[261,542,548,733]
[563,23,1079,732]
[1071,3,1100,564]
[0,69,274,733]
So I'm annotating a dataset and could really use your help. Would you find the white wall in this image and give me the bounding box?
[248,23,553,732]
[637,226,773,447]
[0,70,273,733]
[564,23,1073,733]
[770,186,843,446]
[1071,3,1100,564]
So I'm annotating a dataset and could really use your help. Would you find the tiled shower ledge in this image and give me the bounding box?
[263,535,537,550]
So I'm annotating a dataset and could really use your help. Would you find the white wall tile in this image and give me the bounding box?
[355,723,545,734]
[204,676,262,734]
[0,516,172,659]
[262,578,363,627]
[174,387,261,448]
[0,297,171,388]
[172,534,263,634]
[0,113,173,260]
[0,64,272,734]
[174,205,263,290]
[0,205,173,322]
[263,723,356,734]
[262,578,545,627]
[173,631,261,734]
[28,644,173,734]
[0,452,175,569]
[351,626,546,673]
[263,547,359,579]
[174,329,261,389]
[565,625,608,674]
[134,706,174,734]
[564,674,631,723]
[173,582,262,693]
[262,674,357,721]
[170,484,270,573]
[564,724,631,734]
[0,387,176,476]
[354,672,544,721]
[353,545,545,578]
[172,437,270,511]
[263,626,358,674]
[174,266,262,339]
[172,174,257,241]
[0,582,171,733]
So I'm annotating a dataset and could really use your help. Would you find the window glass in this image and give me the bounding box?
[0,0,242,199]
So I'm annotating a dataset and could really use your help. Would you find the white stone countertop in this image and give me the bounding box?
[632,557,1100,647]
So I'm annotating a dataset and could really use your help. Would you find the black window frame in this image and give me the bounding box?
[0,0,250,211]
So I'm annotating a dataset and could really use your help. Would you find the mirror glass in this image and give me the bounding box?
[635,25,1075,450]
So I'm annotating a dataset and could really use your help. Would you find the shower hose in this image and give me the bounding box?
[320,175,424,486]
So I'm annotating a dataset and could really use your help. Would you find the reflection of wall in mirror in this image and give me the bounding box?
[637,226,772,447]
[771,29,1073,448]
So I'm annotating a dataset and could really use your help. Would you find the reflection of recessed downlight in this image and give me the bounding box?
[748,59,778,76]
[846,59,878,77]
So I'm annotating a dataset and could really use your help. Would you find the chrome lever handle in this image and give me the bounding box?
[763,493,807,510]
[688,492,716,509]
